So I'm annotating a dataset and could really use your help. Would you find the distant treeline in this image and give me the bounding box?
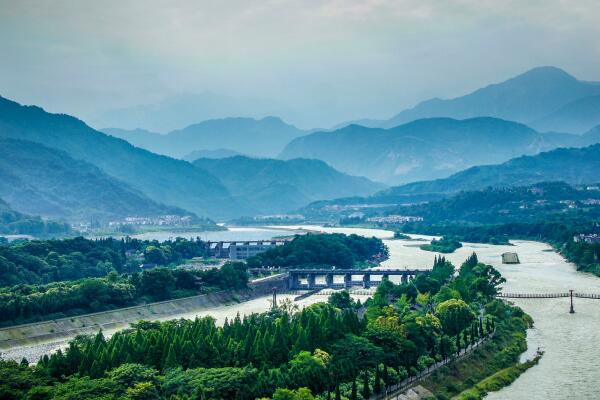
[246,233,388,269]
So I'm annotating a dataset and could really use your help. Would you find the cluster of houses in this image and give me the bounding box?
[367,215,424,224]
[573,234,600,244]
[108,215,195,227]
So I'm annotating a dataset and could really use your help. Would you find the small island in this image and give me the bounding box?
[421,236,463,253]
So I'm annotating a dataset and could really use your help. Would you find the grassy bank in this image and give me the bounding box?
[421,299,535,400]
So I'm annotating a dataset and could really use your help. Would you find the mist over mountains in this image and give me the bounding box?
[343,67,600,134]
[280,116,597,185]
[2,65,600,227]
[192,156,384,214]
[104,116,306,159]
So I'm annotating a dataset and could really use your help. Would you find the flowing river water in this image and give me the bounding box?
[282,225,600,399]
[4,225,600,398]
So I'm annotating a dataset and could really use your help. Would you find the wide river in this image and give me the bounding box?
[275,225,600,399]
[6,225,600,398]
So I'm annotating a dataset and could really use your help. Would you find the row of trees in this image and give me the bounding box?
[0,251,525,400]
[0,236,209,287]
[0,263,248,326]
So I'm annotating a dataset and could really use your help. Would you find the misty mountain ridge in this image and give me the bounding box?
[192,155,385,214]
[0,95,244,219]
[338,66,600,134]
[103,116,306,159]
[280,116,597,185]
[372,143,600,202]
[89,91,297,133]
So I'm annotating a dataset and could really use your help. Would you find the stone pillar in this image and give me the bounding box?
[362,273,371,289]
[326,273,334,288]
[401,273,408,283]
[344,273,352,289]
[307,274,316,290]
[288,273,299,290]
[382,273,389,281]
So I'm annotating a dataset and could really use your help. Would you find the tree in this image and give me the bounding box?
[350,378,358,400]
[362,370,370,399]
[328,290,355,309]
[140,268,175,300]
[435,299,475,336]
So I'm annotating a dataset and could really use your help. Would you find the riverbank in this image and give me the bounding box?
[0,276,288,362]
[420,300,534,399]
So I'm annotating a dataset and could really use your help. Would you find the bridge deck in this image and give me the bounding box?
[287,268,431,275]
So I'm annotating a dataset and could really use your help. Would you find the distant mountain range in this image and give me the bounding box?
[374,143,600,201]
[90,92,295,133]
[342,67,600,134]
[104,116,307,158]
[183,148,242,161]
[0,95,241,219]
[192,156,384,214]
[0,95,383,221]
[280,116,599,185]
[301,143,600,220]
[0,138,185,223]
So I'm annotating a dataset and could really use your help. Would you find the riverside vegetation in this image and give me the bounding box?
[0,234,385,327]
[0,251,533,400]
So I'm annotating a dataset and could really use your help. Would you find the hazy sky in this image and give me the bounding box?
[1,0,599,129]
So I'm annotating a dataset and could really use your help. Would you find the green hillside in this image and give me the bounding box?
[193,156,384,214]
[0,138,188,223]
[378,144,600,200]
[0,96,242,219]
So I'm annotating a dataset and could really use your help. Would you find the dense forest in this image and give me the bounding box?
[0,253,532,400]
[246,233,388,269]
[0,236,209,287]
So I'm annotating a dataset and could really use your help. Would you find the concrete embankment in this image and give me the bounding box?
[0,276,287,355]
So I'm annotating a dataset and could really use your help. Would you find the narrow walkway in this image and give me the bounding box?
[371,334,493,400]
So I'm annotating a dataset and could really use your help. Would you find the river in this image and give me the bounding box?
[282,225,600,400]
[5,225,600,398]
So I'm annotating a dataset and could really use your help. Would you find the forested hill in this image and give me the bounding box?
[192,156,385,214]
[280,116,593,185]
[0,198,70,236]
[376,143,600,201]
[0,95,242,219]
[0,138,187,223]
[104,116,306,159]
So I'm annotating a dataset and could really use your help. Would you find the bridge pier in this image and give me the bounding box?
[344,273,352,289]
[569,289,575,314]
[401,273,408,284]
[362,273,371,289]
[288,274,299,290]
[325,273,334,288]
[382,273,389,281]
[307,274,316,290]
